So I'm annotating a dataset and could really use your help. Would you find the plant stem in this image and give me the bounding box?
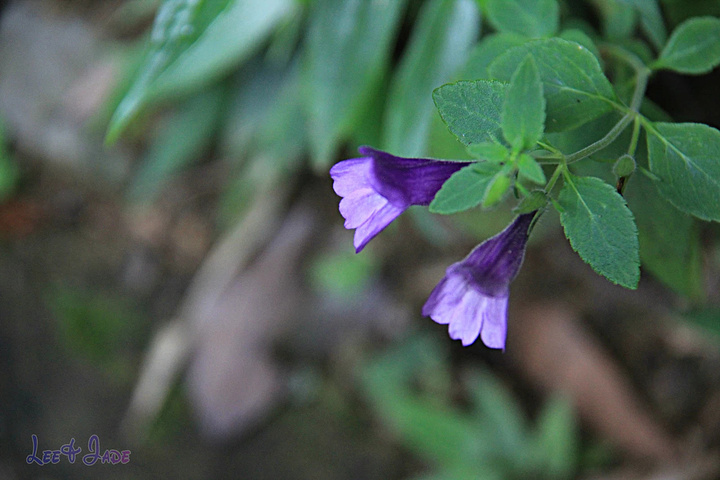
[565,112,634,164]
[544,163,565,194]
[565,46,651,165]
[627,116,641,156]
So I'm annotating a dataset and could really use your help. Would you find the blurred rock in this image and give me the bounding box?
[0,1,130,180]
[508,302,678,464]
[186,206,313,440]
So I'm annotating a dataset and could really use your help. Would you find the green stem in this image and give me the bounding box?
[533,142,564,164]
[528,208,544,235]
[565,112,634,164]
[564,46,651,165]
[536,142,563,156]
[601,44,651,104]
[514,181,529,196]
[627,116,641,156]
[544,163,565,194]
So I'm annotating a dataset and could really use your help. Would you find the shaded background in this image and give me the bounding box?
[1,0,720,479]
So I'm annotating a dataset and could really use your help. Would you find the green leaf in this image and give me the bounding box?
[595,0,636,41]
[381,399,481,471]
[646,122,720,222]
[460,32,528,80]
[433,80,507,146]
[532,396,578,480]
[429,162,503,214]
[558,29,601,61]
[557,174,640,289]
[518,153,546,184]
[482,173,512,207]
[653,17,720,74]
[466,142,508,162]
[151,0,293,97]
[49,287,141,367]
[253,66,308,160]
[488,39,618,132]
[129,85,226,202]
[514,190,547,214]
[684,308,720,339]
[626,172,703,298]
[107,0,292,142]
[304,0,407,167]
[618,0,667,50]
[484,0,559,38]
[468,371,528,454]
[309,251,377,298]
[502,56,545,151]
[384,0,479,157]
[218,65,307,225]
[220,63,284,157]
[360,337,493,473]
[0,119,18,201]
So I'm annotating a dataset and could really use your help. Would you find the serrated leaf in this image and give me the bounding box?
[384,0,479,157]
[618,0,666,50]
[304,0,407,167]
[466,142,508,162]
[107,0,292,142]
[502,56,545,151]
[557,174,640,289]
[558,29,601,61]
[484,0,559,38]
[626,172,703,298]
[488,39,618,132]
[518,153,546,184]
[429,162,503,214]
[433,80,507,146]
[653,17,720,74]
[460,32,528,80]
[646,122,720,221]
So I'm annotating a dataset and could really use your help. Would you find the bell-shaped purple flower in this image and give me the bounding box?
[330,147,469,253]
[423,213,534,349]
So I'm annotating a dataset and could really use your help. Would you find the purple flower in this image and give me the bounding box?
[423,213,534,349]
[330,147,469,253]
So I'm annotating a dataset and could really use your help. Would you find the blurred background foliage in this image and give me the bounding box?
[1,0,720,479]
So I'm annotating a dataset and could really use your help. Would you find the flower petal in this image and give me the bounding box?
[339,188,386,229]
[462,213,534,295]
[480,295,508,349]
[330,147,470,252]
[422,270,467,321]
[423,213,534,349]
[330,157,373,197]
[360,146,471,205]
[446,289,485,346]
[352,201,404,253]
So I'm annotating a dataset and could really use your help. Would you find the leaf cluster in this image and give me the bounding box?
[360,336,588,480]
[432,0,720,293]
[106,0,720,295]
